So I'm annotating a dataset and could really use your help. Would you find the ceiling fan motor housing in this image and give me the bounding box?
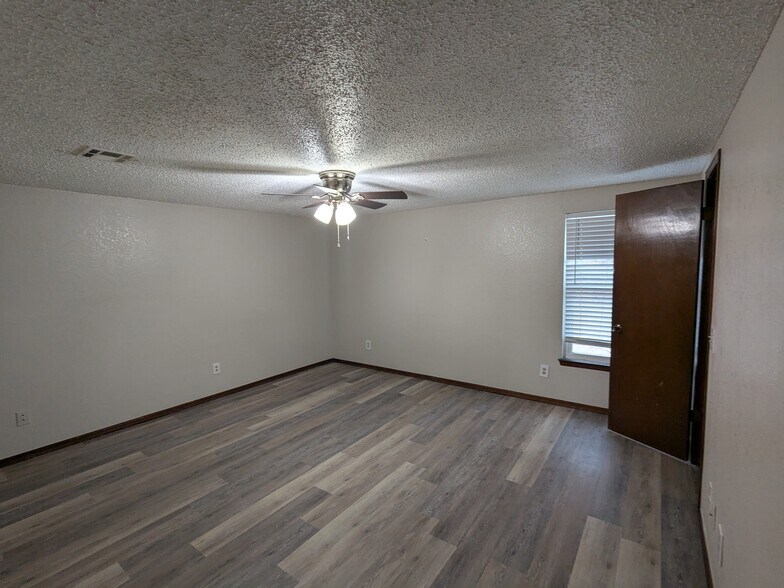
[319,170,355,193]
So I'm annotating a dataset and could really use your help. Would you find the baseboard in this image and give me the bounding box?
[700,512,715,588]
[1,356,606,468]
[0,358,333,468]
[332,358,609,415]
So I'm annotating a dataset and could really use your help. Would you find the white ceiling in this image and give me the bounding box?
[1,1,782,215]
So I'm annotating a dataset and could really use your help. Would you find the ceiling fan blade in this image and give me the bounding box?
[353,199,387,209]
[259,192,322,197]
[303,201,326,209]
[355,190,408,200]
[156,160,315,177]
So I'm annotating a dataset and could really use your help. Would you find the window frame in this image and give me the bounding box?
[560,209,616,369]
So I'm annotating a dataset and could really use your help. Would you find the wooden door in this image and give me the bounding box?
[609,181,703,459]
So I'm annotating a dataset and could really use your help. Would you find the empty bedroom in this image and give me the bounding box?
[1,1,782,587]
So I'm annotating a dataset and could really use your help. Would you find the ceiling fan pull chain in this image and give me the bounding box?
[347,223,350,241]
[336,222,341,248]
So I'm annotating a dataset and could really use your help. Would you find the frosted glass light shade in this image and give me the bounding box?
[314,203,333,224]
[335,201,356,225]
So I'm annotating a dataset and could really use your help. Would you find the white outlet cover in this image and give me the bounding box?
[213,362,221,374]
[365,340,372,350]
[539,364,550,378]
[15,411,30,426]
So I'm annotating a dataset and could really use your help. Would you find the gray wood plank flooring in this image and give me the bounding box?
[0,362,708,587]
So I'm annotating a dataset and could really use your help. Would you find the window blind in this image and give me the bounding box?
[563,210,616,353]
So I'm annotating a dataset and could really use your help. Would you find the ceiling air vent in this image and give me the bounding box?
[74,146,134,163]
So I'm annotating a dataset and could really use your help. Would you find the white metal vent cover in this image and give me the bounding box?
[73,146,134,163]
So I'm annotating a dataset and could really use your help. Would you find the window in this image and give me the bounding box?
[562,210,615,366]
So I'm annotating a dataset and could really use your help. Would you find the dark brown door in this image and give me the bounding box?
[609,181,703,459]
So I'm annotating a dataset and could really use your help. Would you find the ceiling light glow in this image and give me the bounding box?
[314,203,334,224]
[334,201,356,225]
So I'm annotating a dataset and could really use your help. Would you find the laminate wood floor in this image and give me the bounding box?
[0,362,708,587]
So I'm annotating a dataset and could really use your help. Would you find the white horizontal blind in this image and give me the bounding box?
[563,211,616,354]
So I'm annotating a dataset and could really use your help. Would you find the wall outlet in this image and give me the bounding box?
[365,340,372,351]
[15,411,30,427]
[539,364,550,378]
[717,523,725,566]
[213,362,221,374]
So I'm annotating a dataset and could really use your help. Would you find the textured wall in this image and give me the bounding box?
[0,184,332,460]
[332,176,696,409]
[700,10,784,587]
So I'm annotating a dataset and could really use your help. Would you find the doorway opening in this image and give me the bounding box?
[607,151,721,463]
[690,150,721,466]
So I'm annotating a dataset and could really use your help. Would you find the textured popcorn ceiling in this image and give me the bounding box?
[0,1,782,214]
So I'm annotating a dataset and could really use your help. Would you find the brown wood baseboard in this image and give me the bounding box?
[1,357,608,469]
[0,359,333,468]
[333,359,609,415]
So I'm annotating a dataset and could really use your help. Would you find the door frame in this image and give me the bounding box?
[690,150,721,467]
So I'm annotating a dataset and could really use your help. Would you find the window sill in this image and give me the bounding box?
[558,358,611,372]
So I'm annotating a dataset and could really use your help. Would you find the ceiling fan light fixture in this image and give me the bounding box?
[314,202,334,224]
[334,201,356,225]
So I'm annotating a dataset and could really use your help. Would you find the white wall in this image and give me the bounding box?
[333,176,696,409]
[700,9,784,587]
[0,184,332,460]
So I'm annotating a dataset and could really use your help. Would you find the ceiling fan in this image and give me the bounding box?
[259,170,407,245]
